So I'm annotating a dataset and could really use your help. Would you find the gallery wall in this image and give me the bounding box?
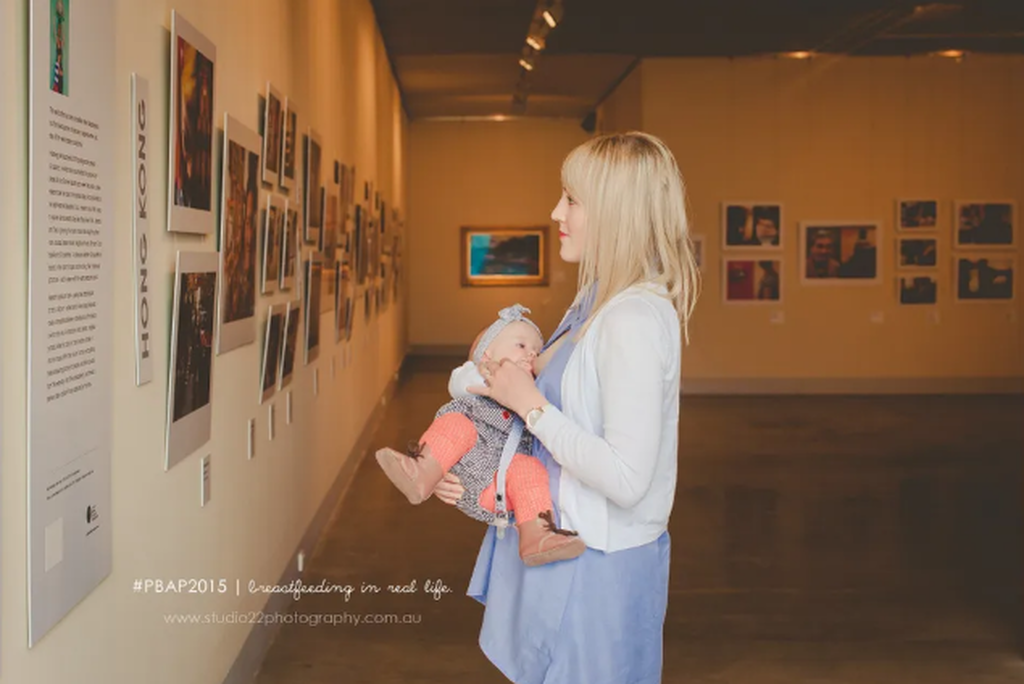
[1,0,407,682]
[636,56,1023,389]
[407,118,591,351]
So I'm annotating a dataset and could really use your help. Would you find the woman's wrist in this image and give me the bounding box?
[515,390,548,421]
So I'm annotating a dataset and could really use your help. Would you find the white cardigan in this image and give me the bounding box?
[449,283,680,553]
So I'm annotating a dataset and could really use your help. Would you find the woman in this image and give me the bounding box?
[434,131,700,683]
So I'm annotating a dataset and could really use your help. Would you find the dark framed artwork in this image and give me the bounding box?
[460,226,548,287]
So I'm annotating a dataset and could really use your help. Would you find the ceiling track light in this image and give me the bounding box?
[542,1,563,29]
[526,35,545,51]
[519,58,534,71]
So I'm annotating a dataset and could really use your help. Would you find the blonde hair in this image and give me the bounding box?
[561,131,701,342]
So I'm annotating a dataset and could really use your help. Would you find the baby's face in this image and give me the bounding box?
[484,321,543,375]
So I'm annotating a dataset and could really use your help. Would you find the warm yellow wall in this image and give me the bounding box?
[407,119,591,349]
[1,0,406,682]
[598,61,643,134]
[642,56,1023,382]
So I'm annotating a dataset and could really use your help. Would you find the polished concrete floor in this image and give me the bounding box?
[256,357,1024,683]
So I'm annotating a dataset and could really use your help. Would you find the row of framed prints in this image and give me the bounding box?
[720,200,1017,250]
[165,250,356,468]
[702,252,1016,304]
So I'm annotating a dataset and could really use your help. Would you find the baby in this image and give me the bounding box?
[375,304,585,567]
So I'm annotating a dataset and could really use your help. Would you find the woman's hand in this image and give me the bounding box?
[433,472,465,505]
[468,358,548,419]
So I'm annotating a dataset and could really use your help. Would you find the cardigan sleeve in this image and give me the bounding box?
[530,297,668,510]
[448,360,484,400]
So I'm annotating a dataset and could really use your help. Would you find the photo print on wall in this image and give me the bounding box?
[260,303,287,404]
[897,237,937,269]
[723,258,782,303]
[279,202,299,291]
[303,255,323,364]
[277,300,301,391]
[165,251,218,470]
[691,234,705,271]
[280,97,297,192]
[898,274,938,305]
[800,222,880,284]
[261,82,283,187]
[261,193,284,295]
[898,199,938,231]
[322,191,339,314]
[955,255,1016,301]
[167,11,215,235]
[303,128,323,245]
[50,0,69,95]
[722,203,782,249]
[954,201,1015,249]
[216,114,261,354]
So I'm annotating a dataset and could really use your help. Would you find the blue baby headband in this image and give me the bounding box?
[472,304,543,364]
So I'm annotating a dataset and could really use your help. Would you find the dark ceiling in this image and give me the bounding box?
[370,0,1024,120]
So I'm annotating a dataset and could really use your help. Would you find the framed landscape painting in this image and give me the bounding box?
[460,226,548,287]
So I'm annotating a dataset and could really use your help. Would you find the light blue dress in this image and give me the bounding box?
[467,295,672,684]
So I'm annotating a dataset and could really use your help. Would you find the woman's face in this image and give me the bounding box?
[551,188,588,263]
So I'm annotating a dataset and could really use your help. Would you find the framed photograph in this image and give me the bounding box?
[334,263,352,343]
[261,194,284,294]
[277,300,301,391]
[691,234,705,271]
[897,237,937,269]
[261,82,283,187]
[279,96,297,192]
[722,203,782,249]
[354,204,366,285]
[303,128,323,245]
[321,191,339,313]
[723,258,782,303]
[216,114,261,355]
[897,199,937,231]
[898,274,938,305]
[167,11,216,235]
[955,254,1016,301]
[279,202,298,291]
[165,251,218,470]
[953,201,1015,249]
[303,255,323,364]
[259,303,287,404]
[800,222,881,284]
[460,226,548,287]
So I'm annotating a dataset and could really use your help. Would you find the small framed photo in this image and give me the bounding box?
[800,222,881,284]
[303,128,323,245]
[460,226,549,287]
[691,234,705,271]
[953,201,1015,249]
[723,258,782,303]
[955,254,1016,301]
[897,200,938,231]
[898,274,938,305]
[259,303,287,404]
[167,11,216,235]
[279,201,299,291]
[722,203,782,250]
[897,237,937,269]
[261,83,283,187]
[277,300,301,391]
[261,194,284,294]
[303,255,323,364]
[279,97,297,192]
[165,251,218,470]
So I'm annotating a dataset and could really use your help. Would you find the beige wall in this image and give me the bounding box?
[641,56,1023,381]
[407,119,591,349]
[598,61,643,134]
[1,0,406,682]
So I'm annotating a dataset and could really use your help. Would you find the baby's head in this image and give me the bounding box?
[470,305,544,376]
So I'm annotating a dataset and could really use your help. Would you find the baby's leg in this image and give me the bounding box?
[478,454,585,567]
[477,453,550,523]
[375,412,477,504]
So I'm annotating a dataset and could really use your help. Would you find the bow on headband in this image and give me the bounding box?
[472,304,543,364]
